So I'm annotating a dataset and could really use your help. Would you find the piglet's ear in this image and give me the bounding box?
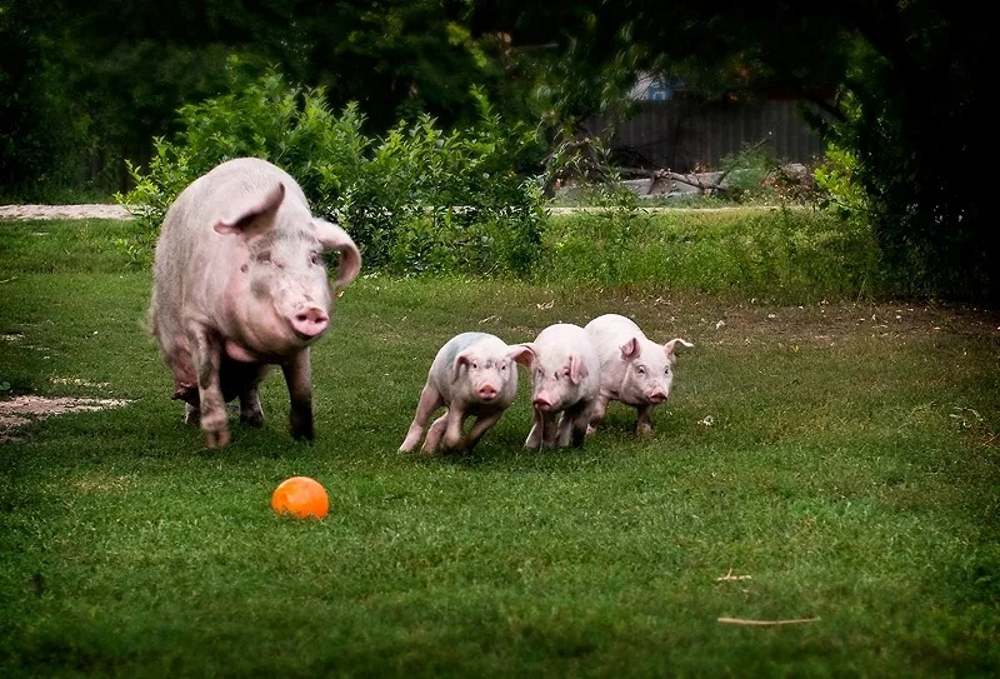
[664,338,694,356]
[619,337,641,361]
[568,353,589,385]
[214,183,285,235]
[510,343,536,367]
[452,351,473,383]
[313,219,362,293]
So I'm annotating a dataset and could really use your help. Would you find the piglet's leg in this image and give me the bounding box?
[464,411,504,452]
[587,393,611,435]
[400,384,444,452]
[281,350,314,440]
[190,327,229,448]
[524,409,545,449]
[440,408,469,452]
[561,403,591,448]
[422,412,451,453]
[635,404,655,437]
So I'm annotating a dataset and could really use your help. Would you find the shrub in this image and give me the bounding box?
[116,68,544,277]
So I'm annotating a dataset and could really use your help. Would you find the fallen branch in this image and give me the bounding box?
[718,616,820,626]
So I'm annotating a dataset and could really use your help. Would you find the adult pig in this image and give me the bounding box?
[399,332,533,454]
[520,323,601,449]
[584,313,693,437]
[149,157,361,448]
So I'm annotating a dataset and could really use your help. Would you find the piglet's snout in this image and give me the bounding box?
[477,382,499,401]
[647,389,668,404]
[533,394,554,411]
[291,306,330,339]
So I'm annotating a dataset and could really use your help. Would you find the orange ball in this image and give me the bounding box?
[271,476,329,519]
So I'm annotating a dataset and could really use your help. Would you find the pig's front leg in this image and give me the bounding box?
[190,327,229,448]
[422,411,452,453]
[559,403,591,448]
[524,409,546,449]
[464,410,505,452]
[400,384,444,452]
[635,404,655,437]
[282,350,314,440]
[440,407,470,452]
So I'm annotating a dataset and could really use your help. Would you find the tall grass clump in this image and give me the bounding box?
[541,205,888,303]
[116,64,545,277]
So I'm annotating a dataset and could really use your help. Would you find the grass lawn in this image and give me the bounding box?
[1,217,998,678]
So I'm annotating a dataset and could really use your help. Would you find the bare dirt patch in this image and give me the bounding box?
[0,395,132,443]
[0,204,130,221]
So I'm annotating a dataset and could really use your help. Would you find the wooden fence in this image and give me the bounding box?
[592,99,827,173]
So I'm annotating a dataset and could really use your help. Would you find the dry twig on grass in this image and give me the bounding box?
[717,616,821,626]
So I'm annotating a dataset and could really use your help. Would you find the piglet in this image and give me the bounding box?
[520,323,601,449]
[584,313,693,437]
[399,332,533,454]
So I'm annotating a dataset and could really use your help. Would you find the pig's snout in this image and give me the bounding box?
[291,306,330,339]
[533,394,554,411]
[477,382,500,401]
[647,389,668,404]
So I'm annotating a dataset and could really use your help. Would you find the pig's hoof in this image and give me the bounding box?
[399,430,423,452]
[184,404,201,426]
[203,427,231,449]
[636,424,654,437]
[241,411,265,428]
[290,424,315,441]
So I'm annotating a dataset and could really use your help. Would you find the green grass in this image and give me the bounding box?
[1,218,999,678]
[539,205,890,303]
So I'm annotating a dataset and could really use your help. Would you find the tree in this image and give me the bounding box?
[1,0,526,195]
[469,1,993,302]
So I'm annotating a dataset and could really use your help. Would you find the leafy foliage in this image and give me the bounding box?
[116,69,545,277]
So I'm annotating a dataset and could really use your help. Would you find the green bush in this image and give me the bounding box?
[335,92,545,276]
[116,68,544,277]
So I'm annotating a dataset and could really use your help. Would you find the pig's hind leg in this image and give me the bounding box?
[400,383,444,452]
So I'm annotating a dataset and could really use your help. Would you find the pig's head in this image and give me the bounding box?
[452,338,533,405]
[617,336,694,406]
[214,182,361,354]
[521,343,591,412]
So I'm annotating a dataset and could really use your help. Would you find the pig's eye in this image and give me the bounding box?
[664,367,671,376]
[310,252,323,266]
[256,251,273,264]
[562,368,571,378]
[499,362,508,373]
[636,365,647,376]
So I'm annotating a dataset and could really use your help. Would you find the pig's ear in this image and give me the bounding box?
[664,338,694,356]
[568,353,589,385]
[619,337,641,361]
[452,351,473,382]
[313,219,362,292]
[510,343,536,367]
[213,183,285,235]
